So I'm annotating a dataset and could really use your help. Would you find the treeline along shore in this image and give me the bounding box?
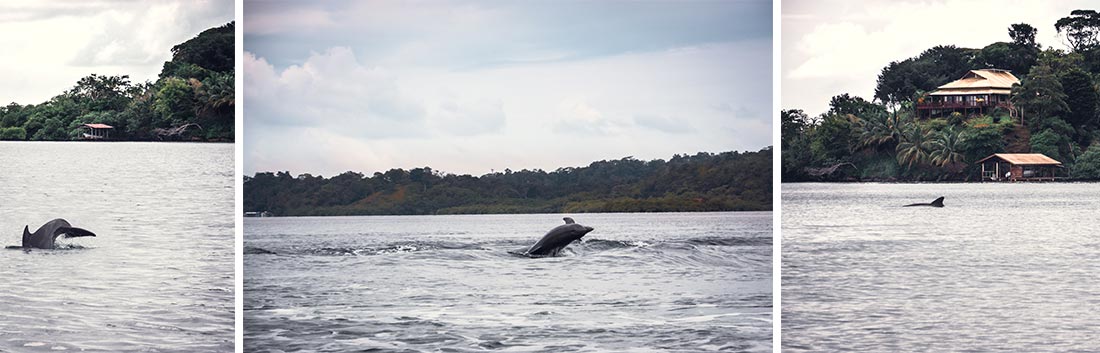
[0,22,234,142]
[784,10,1100,182]
[244,148,771,216]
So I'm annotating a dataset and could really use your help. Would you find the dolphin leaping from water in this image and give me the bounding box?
[21,219,96,249]
[903,196,945,208]
[523,217,594,257]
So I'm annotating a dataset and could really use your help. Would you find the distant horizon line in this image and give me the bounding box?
[245,145,773,179]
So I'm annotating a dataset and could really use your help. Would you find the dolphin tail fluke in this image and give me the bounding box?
[58,227,96,238]
[931,197,945,207]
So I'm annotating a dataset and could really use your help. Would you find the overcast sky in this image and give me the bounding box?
[0,0,234,105]
[244,0,772,177]
[783,0,1096,117]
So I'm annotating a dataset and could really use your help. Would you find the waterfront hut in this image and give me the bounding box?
[976,153,1061,181]
[916,69,1019,119]
[80,123,114,140]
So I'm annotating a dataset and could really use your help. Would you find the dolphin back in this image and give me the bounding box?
[903,197,945,207]
[526,223,592,256]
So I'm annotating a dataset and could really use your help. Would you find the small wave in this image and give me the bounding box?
[273,241,488,257]
[244,246,277,255]
[684,236,771,247]
[579,239,653,250]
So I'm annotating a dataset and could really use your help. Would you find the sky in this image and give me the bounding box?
[0,0,234,105]
[244,0,772,177]
[783,0,1096,117]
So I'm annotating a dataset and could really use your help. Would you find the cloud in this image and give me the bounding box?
[430,97,506,136]
[245,48,427,139]
[244,1,773,176]
[553,100,618,135]
[634,114,694,134]
[783,0,1097,116]
[0,0,233,104]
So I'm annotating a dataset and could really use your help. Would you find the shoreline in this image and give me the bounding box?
[0,140,234,144]
[243,209,774,219]
[781,180,1098,184]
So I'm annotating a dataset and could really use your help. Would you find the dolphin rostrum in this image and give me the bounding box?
[22,219,96,249]
[524,217,594,257]
[903,196,945,208]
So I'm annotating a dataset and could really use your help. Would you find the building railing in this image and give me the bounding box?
[916,101,1012,110]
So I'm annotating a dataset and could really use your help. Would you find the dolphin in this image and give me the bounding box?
[21,219,96,249]
[903,196,945,208]
[524,217,595,257]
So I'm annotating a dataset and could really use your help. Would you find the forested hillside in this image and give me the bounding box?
[0,22,234,141]
[244,148,772,216]
[784,10,1100,181]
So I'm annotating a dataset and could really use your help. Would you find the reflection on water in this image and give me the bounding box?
[246,212,772,352]
[0,142,234,352]
[783,182,1100,352]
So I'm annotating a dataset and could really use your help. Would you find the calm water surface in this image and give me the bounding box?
[245,212,771,352]
[0,142,234,352]
[783,182,1100,352]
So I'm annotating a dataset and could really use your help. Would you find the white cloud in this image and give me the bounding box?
[783,0,1097,117]
[0,0,233,104]
[244,47,427,138]
[244,1,772,176]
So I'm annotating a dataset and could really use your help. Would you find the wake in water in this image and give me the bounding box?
[246,235,770,265]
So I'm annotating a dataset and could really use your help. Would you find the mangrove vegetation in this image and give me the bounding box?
[244,148,772,216]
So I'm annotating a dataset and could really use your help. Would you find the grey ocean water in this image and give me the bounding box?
[0,142,234,352]
[245,212,772,352]
[783,183,1100,352]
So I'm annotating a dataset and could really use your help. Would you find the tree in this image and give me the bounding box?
[781,109,810,145]
[0,127,26,140]
[896,125,934,170]
[929,125,967,168]
[161,22,234,77]
[1009,23,1039,49]
[875,46,977,108]
[1011,64,1069,129]
[827,94,885,118]
[1055,10,1100,52]
[1059,68,1098,129]
[68,74,133,112]
[856,111,907,151]
[809,114,855,164]
[1030,128,1073,163]
[153,77,198,127]
[1072,144,1100,179]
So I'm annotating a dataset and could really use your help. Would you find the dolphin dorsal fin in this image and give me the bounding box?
[931,197,944,207]
[23,225,31,243]
[563,217,575,224]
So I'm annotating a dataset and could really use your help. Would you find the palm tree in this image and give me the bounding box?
[895,125,934,170]
[856,111,909,151]
[929,125,967,168]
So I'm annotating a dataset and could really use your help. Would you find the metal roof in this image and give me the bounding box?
[928,88,1013,96]
[931,69,1020,94]
[976,153,1062,165]
[83,123,114,129]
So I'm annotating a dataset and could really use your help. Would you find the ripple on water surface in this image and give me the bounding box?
[782,183,1100,352]
[245,212,773,352]
[0,142,234,352]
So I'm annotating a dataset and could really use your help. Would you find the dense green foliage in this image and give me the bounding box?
[785,11,1100,181]
[244,149,772,216]
[0,22,234,141]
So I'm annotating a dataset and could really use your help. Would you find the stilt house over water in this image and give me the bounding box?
[916,69,1020,119]
[80,123,114,140]
[977,153,1062,181]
